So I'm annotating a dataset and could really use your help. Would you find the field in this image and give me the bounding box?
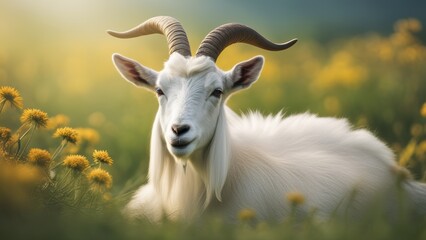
[1,10,426,240]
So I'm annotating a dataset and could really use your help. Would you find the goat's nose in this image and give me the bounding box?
[171,124,190,136]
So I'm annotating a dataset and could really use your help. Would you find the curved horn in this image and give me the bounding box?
[107,16,191,57]
[196,23,297,62]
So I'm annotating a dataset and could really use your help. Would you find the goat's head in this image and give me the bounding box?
[108,16,297,161]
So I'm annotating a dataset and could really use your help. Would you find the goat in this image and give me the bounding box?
[108,16,426,222]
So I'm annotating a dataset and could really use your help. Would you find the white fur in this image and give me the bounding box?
[115,53,426,222]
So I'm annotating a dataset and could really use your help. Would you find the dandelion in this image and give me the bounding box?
[312,51,367,90]
[0,127,12,144]
[20,108,49,128]
[15,109,48,159]
[67,128,100,154]
[47,114,70,130]
[0,86,23,112]
[410,124,423,137]
[87,168,113,191]
[395,18,422,33]
[238,208,256,222]
[27,148,51,168]
[54,127,78,144]
[88,112,106,127]
[51,127,78,161]
[406,18,422,32]
[421,103,426,118]
[14,163,44,186]
[416,141,426,157]
[286,191,305,206]
[63,155,90,172]
[93,150,113,166]
[399,140,416,167]
[0,162,44,211]
[285,191,305,221]
[3,134,18,154]
[77,128,100,144]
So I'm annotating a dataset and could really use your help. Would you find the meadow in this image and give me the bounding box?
[1,18,426,239]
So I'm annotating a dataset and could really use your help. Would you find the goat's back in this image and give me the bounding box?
[222,109,398,220]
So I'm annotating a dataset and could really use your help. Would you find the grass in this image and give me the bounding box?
[1,202,426,240]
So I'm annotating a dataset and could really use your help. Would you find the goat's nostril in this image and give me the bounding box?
[171,124,190,136]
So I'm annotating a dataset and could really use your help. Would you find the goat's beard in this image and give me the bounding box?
[182,161,187,173]
[171,148,203,174]
[172,157,189,173]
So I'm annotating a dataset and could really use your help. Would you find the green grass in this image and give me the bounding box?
[1,200,426,240]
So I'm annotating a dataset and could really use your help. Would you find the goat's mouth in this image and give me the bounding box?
[170,138,194,149]
[168,138,196,157]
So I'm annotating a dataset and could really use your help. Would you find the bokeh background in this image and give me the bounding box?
[1,0,426,189]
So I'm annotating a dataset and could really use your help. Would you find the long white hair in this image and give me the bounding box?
[142,105,230,220]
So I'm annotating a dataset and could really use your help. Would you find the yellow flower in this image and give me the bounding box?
[410,124,423,137]
[20,108,49,128]
[420,103,426,118]
[0,162,44,211]
[312,51,367,90]
[238,208,256,222]
[399,140,416,167]
[0,127,12,143]
[27,148,51,168]
[54,127,78,144]
[63,155,90,172]
[395,18,422,33]
[87,168,113,191]
[77,128,100,144]
[286,191,305,206]
[416,141,426,158]
[47,114,70,130]
[67,128,100,154]
[3,134,18,152]
[93,150,113,165]
[14,163,44,186]
[0,86,23,109]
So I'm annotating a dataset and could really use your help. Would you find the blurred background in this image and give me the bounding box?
[1,0,426,188]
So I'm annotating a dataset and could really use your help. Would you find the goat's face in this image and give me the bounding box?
[112,53,264,159]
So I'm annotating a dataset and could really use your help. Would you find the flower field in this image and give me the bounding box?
[1,17,426,239]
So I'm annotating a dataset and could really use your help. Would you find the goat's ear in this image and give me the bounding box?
[112,53,158,89]
[226,56,264,92]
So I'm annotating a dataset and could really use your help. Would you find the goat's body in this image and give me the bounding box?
[222,109,396,220]
[125,107,426,222]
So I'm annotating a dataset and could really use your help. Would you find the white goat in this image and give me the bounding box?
[108,16,426,222]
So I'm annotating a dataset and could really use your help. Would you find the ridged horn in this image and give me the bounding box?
[107,16,191,57]
[196,23,297,62]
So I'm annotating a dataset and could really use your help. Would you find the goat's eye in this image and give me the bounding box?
[211,88,223,98]
[155,88,164,97]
